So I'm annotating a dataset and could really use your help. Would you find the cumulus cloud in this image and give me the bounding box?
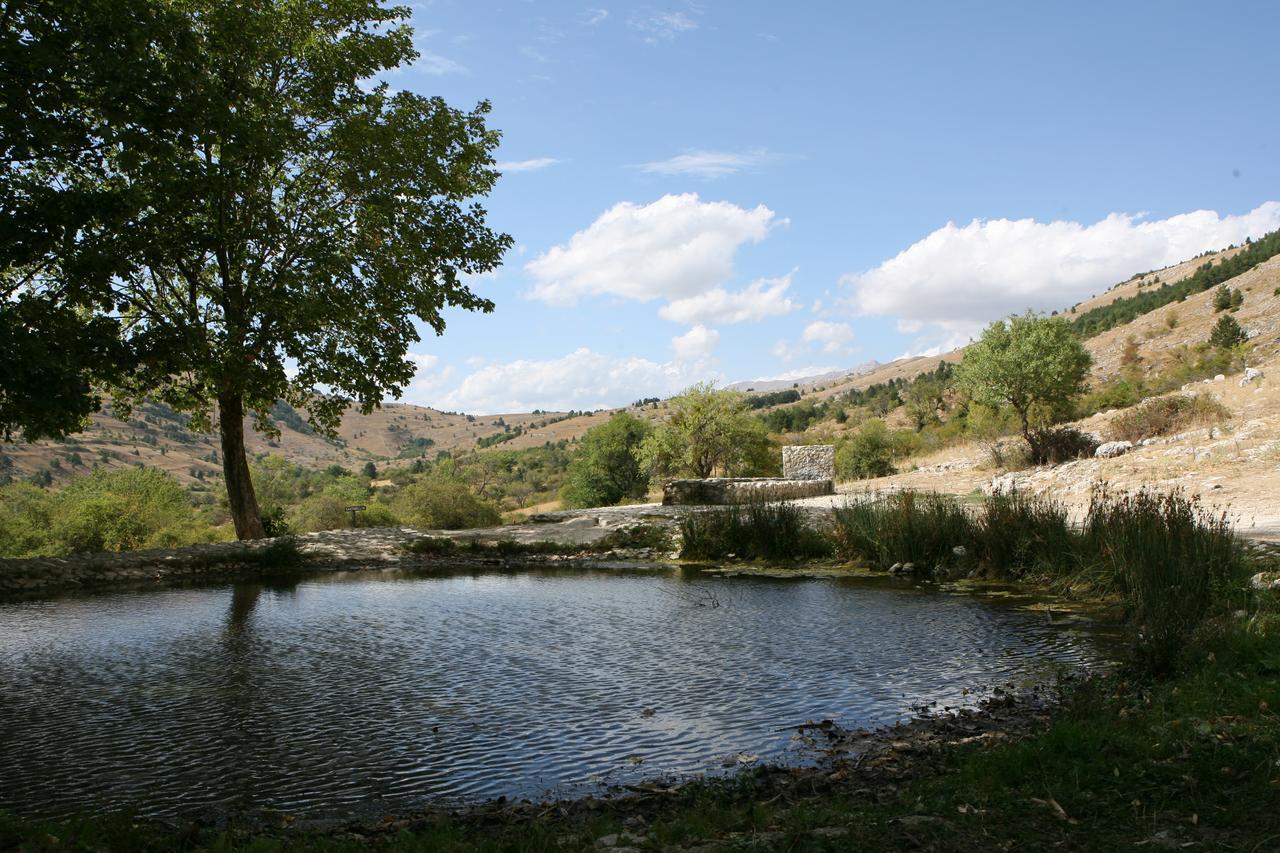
[524,193,780,306]
[750,366,838,382]
[403,352,454,399]
[628,10,697,42]
[843,202,1280,340]
[496,157,561,172]
[435,348,711,414]
[659,272,797,325]
[671,324,720,362]
[638,149,773,179]
[802,320,855,353]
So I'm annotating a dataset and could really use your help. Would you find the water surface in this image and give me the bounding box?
[0,567,1106,818]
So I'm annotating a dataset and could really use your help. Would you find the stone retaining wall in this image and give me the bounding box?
[662,477,834,506]
[782,445,836,480]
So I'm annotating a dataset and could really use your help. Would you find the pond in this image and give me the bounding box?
[0,567,1110,819]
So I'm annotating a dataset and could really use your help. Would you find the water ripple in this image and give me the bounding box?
[0,568,1108,818]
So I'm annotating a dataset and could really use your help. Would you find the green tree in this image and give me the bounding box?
[902,376,946,431]
[362,461,378,480]
[835,419,897,480]
[954,312,1093,459]
[1212,286,1233,312]
[395,474,501,530]
[1,0,510,540]
[1208,314,1246,350]
[636,383,773,480]
[561,411,652,508]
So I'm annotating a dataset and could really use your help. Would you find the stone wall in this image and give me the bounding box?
[783,445,835,480]
[663,477,834,506]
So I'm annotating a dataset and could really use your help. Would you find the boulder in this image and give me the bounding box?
[1240,367,1265,387]
[1095,440,1133,458]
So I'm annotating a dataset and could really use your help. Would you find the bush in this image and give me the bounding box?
[396,476,501,530]
[1029,426,1099,465]
[679,502,832,561]
[1106,394,1230,442]
[835,419,897,480]
[830,492,972,573]
[49,468,218,554]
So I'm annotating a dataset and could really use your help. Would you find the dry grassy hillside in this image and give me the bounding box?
[2,242,1273,489]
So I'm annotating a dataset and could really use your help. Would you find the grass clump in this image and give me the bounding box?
[680,502,832,561]
[1105,393,1230,442]
[1084,488,1245,675]
[971,489,1077,578]
[830,491,971,571]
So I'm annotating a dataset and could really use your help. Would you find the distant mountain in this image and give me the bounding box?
[728,361,882,393]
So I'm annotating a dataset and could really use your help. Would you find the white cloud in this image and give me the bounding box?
[843,201,1280,340]
[525,192,780,305]
[802,320,855,353]
[628,10,697,42]
[435,348,711,414]
[584,8,609,24]
[496,157,561,172]
[659,272,797,325]
[404,352,454,399]
[751,366,837,382]
[638,149,772,179]
[671,324,720,362]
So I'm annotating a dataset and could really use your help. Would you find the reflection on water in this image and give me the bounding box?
[0,568,1107,818]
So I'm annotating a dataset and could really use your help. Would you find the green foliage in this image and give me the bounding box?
[679,502,832,561]
[834,419,898,479]
[1209,313,1247,349]
[0,469,221,557]
[743,388,801,409]
[955,311,1092,445]
[1212,285,1234,312]
[561,412,653,508]
[1027,426,1098,465]
[830,492,972,571]
[1070,229,1280,336]
[1106,393,1230,442]
[636,383,774,480]
[1085,489,1245,675]
[396,475,501,530]
[3,0,512,538]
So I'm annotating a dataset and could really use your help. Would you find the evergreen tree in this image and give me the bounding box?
[1209,314,1246,350]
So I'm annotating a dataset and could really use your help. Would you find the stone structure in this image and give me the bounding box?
[662,477,834,506]
[782,444,836,480]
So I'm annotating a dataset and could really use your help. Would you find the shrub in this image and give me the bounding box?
[830,492,972,573]
[835,419,897,480]
[680,502,832,561]
[1029,426,1098,465]
[1106,394,1230,442]
[396,476,501,530]
[48,468,217,554]
[1212,285,1233,312]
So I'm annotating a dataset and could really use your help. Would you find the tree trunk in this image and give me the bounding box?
[218,392,267,540]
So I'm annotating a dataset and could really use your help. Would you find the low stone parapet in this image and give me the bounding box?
[662,477,834,506]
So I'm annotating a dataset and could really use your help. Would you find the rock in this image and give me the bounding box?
[890,562,916,575]
[1095,440,1133,458]
[1240,367,1265,386]
[889,562,902,573]
[1214,374,1226,382]
[952,545,967,557]
[1139,438,1160,447]
[1250,572,1280,591]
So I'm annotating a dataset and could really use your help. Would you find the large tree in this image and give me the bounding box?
[2,0,511,538]
[954,311,1092,458]
[636,383,773,480]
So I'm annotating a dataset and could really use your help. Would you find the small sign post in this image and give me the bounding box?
[345,505,366,527]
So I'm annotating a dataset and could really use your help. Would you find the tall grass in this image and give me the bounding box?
[680,502,832,561]
[830,487,1248,675]
[1105,393,1230,443]
[829,492,971,571]
[1084,488,1245,674]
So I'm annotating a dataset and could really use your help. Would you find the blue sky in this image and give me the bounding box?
[389,0,1280,414]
